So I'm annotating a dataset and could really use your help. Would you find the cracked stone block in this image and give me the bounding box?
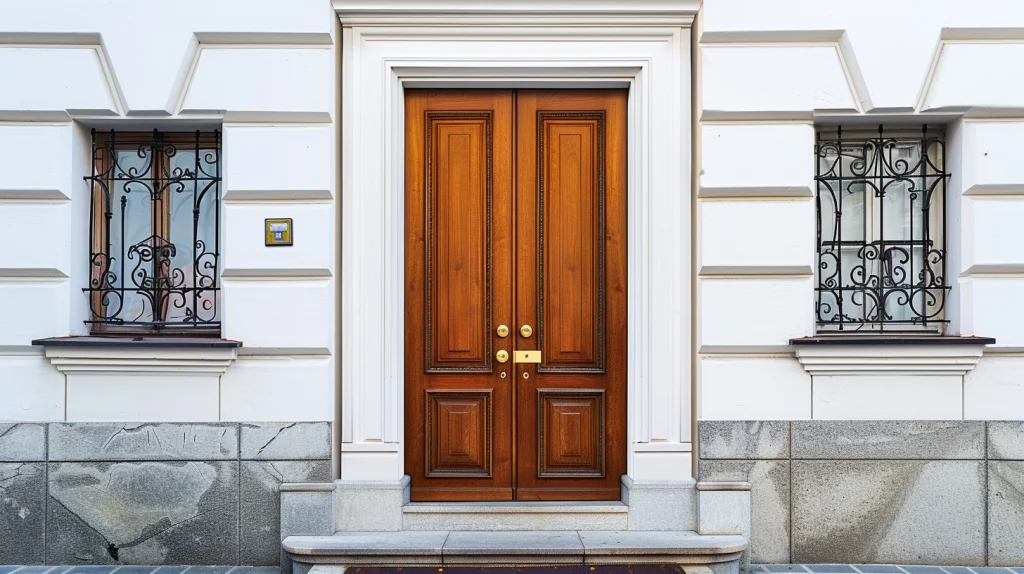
[46,461,239,564]
[989,461,1024,565]
[49,423,238,461]
[0,462,45,564]
[0,424,46,462]
[240,422,330,460]
[791,460,985,565]
[240,460,331,565]
[699,460,790,564]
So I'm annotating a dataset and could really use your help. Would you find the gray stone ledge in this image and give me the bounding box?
[791,421,985,460]
[699,421,790,460]
[696,481,752,491]
[240,423,330,460]
[0,424,46,462]
[48,423,238,461]
[281,482,335,492]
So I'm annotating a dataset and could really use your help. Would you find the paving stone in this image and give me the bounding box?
[762,566,807,573]
[989,461,1024,565]
[791,421,984,460]
[699,460,790,564]
[0,463,46,564]
[48,423,238,461]
[972,568,1015,574]
[46,461,239,564]
[0,424,46,462]
[1010,569,1024,574]
[112,567,160,574]
[240,422,330,460]
[940,567,975,574]
[901,568,948,574]
[988,422,1024,460]
[791,460,985,565]
[151,568,188,574]
[805,566,857,573]
[180,568,233,574]
[224,568,251,574]
[8,568,57,574]
[699,421,790,460]
[0,568,20,574]
[63,568,120,574]
[240,460,331,565]
[855,567,904,574]
[247,568,280,574]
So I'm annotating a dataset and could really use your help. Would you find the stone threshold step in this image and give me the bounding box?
[284,530,746,566]
[403,501,628,513]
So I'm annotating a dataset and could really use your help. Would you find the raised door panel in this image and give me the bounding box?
[538,114,605,372]
[428,114,492,371]
[538,389,605,477]
[426,390,492,476]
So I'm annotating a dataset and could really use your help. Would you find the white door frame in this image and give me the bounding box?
[337,4,696,483]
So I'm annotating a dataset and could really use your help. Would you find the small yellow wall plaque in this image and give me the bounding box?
[265,218,293,246]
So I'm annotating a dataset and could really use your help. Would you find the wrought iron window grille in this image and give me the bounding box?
[815,125,950,332]
[85,129,221,334]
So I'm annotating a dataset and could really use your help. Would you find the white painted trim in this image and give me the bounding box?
[339,23,693,481]
[794,345,986,376]
[333,0,700,27]
[40,346,238,375]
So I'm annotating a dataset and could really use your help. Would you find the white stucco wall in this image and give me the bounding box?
[699,0,1024,420]
[0,0,337,422]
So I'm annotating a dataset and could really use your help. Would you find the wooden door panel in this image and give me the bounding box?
[426,390,493,476]
[515,90,628,501]
[405,90,514,501]
[537,389,605,477]
[427,114,492,371]
[538,114,604,372]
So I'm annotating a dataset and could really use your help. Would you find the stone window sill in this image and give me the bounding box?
[788,335,995,376]
[32,336,242,375]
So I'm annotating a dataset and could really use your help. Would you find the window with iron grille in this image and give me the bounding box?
[85,129,221,334]
[814,125,950,332]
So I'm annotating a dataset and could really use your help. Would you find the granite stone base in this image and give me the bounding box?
[0,422,331,566]
[698,420,1024,567]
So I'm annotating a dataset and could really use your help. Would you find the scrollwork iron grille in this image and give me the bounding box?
[85,129,221,334]
[815,125,950,332]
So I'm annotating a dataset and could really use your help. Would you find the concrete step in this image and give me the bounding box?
[283,530,746,571]
[401,501,629,531]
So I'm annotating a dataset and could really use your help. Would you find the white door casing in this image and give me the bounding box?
[336,1,698,482]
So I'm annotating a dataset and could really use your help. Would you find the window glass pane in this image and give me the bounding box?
[166,148,220,324]
[109,149,155,325]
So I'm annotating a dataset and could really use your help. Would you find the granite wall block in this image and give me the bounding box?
[240,423,331,461]
[0,424,46,462]
[0,462,46,564]
[792,421,985,460]
[699,421,790,460]
[46,461,240,564]
[988,422,1024,461]
[49,423,238,461]
[791,460,985,565]
[240,460,331,565]
[699,459,790,564]
[988,461,1024,565]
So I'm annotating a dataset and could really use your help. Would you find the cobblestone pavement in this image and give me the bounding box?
[756,567,1024,574]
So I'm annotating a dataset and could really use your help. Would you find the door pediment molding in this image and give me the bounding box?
[333,0,700,27]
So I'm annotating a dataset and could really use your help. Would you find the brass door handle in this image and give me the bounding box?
[496,324,510,338]
[496,350,509,363]
[520,324,533,338]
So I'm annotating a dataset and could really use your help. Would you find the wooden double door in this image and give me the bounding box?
[404,89,627,501]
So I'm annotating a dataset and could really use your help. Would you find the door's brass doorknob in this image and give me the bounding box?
[496,324,510,338]
[496,350,509,363]
[520,324,533,338]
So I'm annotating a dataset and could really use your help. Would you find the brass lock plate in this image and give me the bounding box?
[514,350,541,363]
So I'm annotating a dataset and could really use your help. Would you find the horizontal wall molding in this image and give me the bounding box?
[221,268,334,279]
[0,268,68,279]
[794,344,987,376]
[699,265,813,277]
[222,189,334,202]
[698,186,813,198]
[333,0,701,26]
